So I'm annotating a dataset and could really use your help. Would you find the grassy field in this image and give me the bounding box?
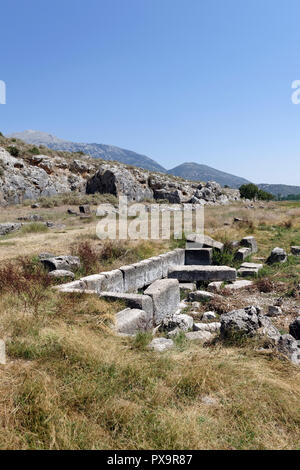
[0,198,300,450]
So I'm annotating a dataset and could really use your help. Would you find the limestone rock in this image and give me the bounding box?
[267,247,287,264]
[289,317,300,340]
[148,338,174,352]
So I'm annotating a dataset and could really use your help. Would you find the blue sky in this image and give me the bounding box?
[1,0,300,184]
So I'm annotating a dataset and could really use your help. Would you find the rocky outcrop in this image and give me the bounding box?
[0,144,240,206]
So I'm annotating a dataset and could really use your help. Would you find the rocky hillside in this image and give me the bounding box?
[0,135,240,206]
[257,183,300,198]
[8,130,166,173]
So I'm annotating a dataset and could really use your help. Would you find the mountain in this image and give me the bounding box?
[257,183,300,198]
[8,130,166,173]
[167,162,251,189]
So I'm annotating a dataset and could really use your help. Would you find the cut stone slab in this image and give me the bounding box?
[144,279,180,325]
[148,338,174,352]
[188,290,215,301]
[291,246,300,256]
[168,265,236,283]
[241,262,263,270]
[240,236,258,254]
[100,269,124,293]
[48,270,75,280]
[234,247,252,262]
[100,292,153,317]
[186,331,213,342]
[238,267,259,278]
[186,234,224,252]
[115,308,153,335]
[119,264,140,293]
[0,340,6,365]
[185,248,212,266]
[194,322,221,333]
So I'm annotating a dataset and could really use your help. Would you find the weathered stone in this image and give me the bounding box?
[38,252,56,260]
[186,234,224,252]
[119,265,140,293]
[80,274,107,291]
[223,280,253,291]
[86,166,153,202]
[202,311,217,321]
[220,306,260,338]
[240,236,258,254]
[194,322,221,333]
[144,279,180,325]
[267,306,283,317]
[0,222,22,236]
[237,267,259,278]
[115,308,153,334]
[0,340,6,365]
[241,262,263,270]
[48,270,75,280]
[100,269,124,293]
[257,315,281,343]
[148,338,174,352]
[291,246,300,256]
[168,265,236,282]
[277,334,300,365]
[161,314,194,332]
[100,292,153,317]
[185,331,213,342]
[267,247,287,264]
[188,290,215,301]
[185,248,212,265]
[41,255,80,272]
[234,247,252,262]
[179,283,196,293]
[289,316,300,340]
[79,205,91,214]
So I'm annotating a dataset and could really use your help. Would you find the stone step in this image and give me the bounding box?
[168,265,236,282]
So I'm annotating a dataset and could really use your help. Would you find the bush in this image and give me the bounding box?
[239,183,274,201]
[28,146,40,155]
[7,146,20,157]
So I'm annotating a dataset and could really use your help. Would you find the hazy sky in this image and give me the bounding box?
[1,0,300,184]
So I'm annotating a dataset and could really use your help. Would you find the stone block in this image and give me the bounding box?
[291,246,300,256]
[0,340,6,365]
[240,236,258,253]
[234,247,252,262]
[115,308,153,334]
[100,292,153,317]
[144,279,180,325]
[168,265,236,283]
[185,248,212,265]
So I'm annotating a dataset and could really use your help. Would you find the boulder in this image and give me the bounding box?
[41,255,81,272]
[188,290,215,301]
[0,222,22,236]
[161,314,194,332]
[220,306,261,339]
[267,306,283,317]
[289,317,300,340]
[148,338,174,352]
[86,166,153,202]
[267,247,287,264]
[291,246,300,256]
[185,331,213,342]
[277,334,300,365]
[202,311,217,321]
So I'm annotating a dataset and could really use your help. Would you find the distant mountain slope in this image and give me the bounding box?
[258,183,300,198]
[167,162,251,189]
[8,130,166,173]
